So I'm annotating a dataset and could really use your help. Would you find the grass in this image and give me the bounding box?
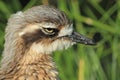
[0,0,120,80]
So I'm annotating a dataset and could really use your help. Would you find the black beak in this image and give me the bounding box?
[68,32,96,45]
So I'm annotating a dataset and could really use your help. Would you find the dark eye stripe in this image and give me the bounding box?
[22,29,59,45]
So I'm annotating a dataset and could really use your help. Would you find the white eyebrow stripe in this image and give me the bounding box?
[39,22,57,28]
[18,24,40,36]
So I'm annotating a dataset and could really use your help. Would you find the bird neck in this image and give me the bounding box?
[0,38,58,80]
[17,52,58,80]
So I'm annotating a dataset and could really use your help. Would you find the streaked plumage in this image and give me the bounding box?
[0,5,95,80]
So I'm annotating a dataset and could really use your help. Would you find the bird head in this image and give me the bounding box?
[15,5,95,54]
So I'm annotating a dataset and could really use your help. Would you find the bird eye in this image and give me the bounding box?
[44,28,54,33]
[42,28,57,35]
[41,27,59,36]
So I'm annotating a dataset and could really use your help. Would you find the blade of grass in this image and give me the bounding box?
[99,4,117,23]
[83,5,97,20]
[87,48,107,80]
[0,1,11,18]
[12,0,22,11]
[23,0,37,11]
[75,16,119,35]
[88,1,115,25]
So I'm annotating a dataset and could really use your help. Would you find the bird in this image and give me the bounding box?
[0,5,95,80]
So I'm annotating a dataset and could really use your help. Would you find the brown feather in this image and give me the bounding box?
[0,5,72,80]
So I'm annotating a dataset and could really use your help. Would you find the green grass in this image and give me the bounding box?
[0,0,120,80]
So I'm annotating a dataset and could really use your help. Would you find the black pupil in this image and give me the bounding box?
[47,28,54,31]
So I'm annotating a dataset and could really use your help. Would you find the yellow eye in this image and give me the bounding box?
[44,28,54,33]
[42,28,59,35]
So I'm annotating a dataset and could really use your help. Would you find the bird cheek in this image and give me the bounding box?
[56,39,74,50]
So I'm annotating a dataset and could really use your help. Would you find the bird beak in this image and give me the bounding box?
[68,32,96,45]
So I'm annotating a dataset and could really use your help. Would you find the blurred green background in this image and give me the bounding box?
[0,0,120,80]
